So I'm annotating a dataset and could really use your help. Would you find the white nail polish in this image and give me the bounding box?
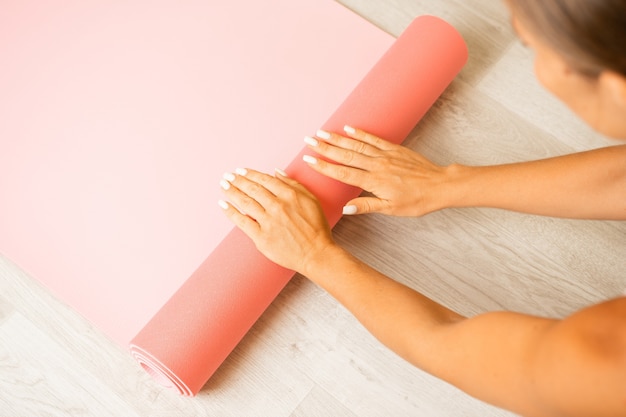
[223,172,235,182]
[344,125,356,135]
[342,205,358,215]
[220,179,231,190]
[218,200,229,210]
[275,168,288,177]
[235,167,248,176]
[316,130,331,140]
[303,155,318,164]
[304,136,319,147]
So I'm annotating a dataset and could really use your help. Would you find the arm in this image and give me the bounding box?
[447,146,626,219]
[219,168,626,417]
[304,127,626,220]
[304,246,626,417]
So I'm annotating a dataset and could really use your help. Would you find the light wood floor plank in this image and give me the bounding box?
[339,0,516,86]
[0,312,141,417]
[290,385,359,417]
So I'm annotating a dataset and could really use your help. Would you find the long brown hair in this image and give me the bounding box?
[508,0,626,77]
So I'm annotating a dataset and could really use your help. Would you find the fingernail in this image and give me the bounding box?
[316,130,331,140]
[223,172,235,182]
[304,136,319,147]
[303,155,317,164]
[275,168,288,177]
[342,205,358,215]
[218,199,229,210]
[235,167,247,176]
[344,125,356,135]
[220,179,231,190]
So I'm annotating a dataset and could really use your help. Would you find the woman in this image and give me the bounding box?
[219,1,626,416]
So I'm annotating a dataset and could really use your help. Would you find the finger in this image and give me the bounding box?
[343,125,396,152]
[312,130,381,157]
[273,167,316,198]
[221,174,266,219]
[302,155,371,189]
[218,199,261,238]
[342,196,391,215]
[273,169,301,188]
[234,167,303,201]
[227,168,280,206]
[274,167,289,178]
[304,134,372,170]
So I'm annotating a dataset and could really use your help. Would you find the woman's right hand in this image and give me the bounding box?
[303,126,454,217]
[219,168,339,277]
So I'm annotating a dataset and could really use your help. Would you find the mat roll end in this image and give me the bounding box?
[129,344,194,396]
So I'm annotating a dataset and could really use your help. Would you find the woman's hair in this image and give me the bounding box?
[508,0,626,77]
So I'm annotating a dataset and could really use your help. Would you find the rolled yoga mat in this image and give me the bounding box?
[0,0,392,346]
[130,15,468,396]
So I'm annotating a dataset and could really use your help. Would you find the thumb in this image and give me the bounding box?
[342,197,389,215]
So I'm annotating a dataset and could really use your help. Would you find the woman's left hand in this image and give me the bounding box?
[219,168,337,276]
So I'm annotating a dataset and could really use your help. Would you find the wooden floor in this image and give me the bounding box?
[2,1,625,416]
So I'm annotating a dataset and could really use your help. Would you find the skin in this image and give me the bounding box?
[219,11,626,417]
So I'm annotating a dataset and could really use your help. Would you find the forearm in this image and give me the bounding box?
[302,247,553,415]
[302,246,464,374]
[301,247,619,417]
[444,145,626,220]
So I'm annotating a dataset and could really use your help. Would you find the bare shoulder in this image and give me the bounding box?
[529,296,626,417]
[559,296,626,357]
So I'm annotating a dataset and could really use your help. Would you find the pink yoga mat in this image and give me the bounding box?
[130,16,468,395]
[0,0,467,396]
[0,0,391,342]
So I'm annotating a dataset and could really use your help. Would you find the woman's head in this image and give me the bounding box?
[506,0,626,139]
[508,0,626,77]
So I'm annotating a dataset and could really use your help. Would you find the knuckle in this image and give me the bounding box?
[341,149,355,164]
[335,166,351,181]
[354,141,368,154]
[265,199,281,213]
[371,136,384,147]
[316,140,329,152]
[284,187,298,200]
[257,173,274,186]
[382,200,394,214]
[239,195,256,209]
[371,156,387,170]
[335,135,349,148]
[389,148,404,158]
[267,199,287,217]
[247,182,263,195]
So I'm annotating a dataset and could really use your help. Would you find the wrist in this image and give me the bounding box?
[438,163,477,210]
[300,243,351,280]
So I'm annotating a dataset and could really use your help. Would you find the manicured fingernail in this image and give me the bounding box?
[235,167,247,176]
[304,136,319,147]
[342,205,358,215]
[220,179,231,190]
[275,168,288,177]
[218,200,229,210]
[303,155,317,164]
[223,172,235,182]
[344,125,356,135]
[316,129,331,140]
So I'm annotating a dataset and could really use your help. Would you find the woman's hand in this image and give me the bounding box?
[219,168,337,276]
[303,126,451,217]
